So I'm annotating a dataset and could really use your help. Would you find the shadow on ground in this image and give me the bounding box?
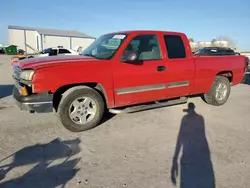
[0,138,81,188]
[0,85,14,99]
[99,112,116,125]
[171,102,215,188]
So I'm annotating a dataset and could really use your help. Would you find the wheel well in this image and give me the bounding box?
[52,83,108,112]
[217,71,233,82]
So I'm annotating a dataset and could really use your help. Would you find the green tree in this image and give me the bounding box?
[211,39,217,47]
[189,38,194,42]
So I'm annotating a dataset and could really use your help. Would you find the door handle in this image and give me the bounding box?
[157,66,166,72]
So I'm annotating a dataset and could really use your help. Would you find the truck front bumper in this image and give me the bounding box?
[13,86,54,113]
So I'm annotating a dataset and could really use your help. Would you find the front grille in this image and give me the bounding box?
[13,65,21,80]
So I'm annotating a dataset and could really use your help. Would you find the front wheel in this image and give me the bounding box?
[202,76,231,106]
[57,86,105,132]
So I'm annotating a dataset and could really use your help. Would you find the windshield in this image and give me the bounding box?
[81,33,127,59]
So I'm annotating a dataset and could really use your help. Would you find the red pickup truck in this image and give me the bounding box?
[12,30,246,132]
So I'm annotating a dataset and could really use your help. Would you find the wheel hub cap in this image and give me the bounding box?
[69,97,97,125]
[215,83,227,101]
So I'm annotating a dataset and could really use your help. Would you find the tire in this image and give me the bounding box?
[202,76,231,106]
[242,75,247,83]
[57,86,105,132]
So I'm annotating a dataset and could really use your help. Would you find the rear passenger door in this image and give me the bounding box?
[163,35,195,98]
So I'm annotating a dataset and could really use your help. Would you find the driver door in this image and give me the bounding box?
[113,34,167,107]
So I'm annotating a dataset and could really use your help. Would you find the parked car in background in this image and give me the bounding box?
[18,49,25,55]
[0,48,5,54]
[28,47,79,58]
[194,47,237,56]
[11,47,79,66]
[12,30,246,132]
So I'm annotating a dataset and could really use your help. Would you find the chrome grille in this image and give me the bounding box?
[13,65,21,80]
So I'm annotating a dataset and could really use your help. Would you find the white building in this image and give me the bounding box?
[241,51,250,59]
[190,40,230,51]
[213,40,229,47]
[190,41,211,48]
[8,25,96,54]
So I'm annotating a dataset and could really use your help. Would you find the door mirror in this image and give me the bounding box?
[121,51,138,62]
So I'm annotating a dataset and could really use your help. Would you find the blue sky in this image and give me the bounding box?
[0,0,249,51]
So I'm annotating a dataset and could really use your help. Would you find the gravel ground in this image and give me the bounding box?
[0,55,250,188]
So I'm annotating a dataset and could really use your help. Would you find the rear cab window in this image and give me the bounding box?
[164,35,186,59]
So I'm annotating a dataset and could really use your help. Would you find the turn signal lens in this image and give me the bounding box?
[20,87,28,96]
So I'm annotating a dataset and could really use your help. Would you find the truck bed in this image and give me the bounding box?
[192,55,246,94]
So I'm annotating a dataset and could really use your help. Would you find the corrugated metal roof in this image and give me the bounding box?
[8,25,95,39]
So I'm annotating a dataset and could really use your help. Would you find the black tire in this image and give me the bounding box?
[202,76,231,106]
[57,86,105,132]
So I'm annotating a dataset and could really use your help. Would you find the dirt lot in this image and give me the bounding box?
[0,55,250,188]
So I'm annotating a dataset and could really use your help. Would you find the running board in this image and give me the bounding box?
[109,97,188,114]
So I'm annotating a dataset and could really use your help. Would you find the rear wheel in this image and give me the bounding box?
[57,86,104,132]
[203,76,231,106]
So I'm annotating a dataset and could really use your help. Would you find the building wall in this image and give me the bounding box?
[25,30,40,54]
[214,40,228,47]
[9,28,95,53]
[241,52,250,58]
[8,29,40,54]
[71,38,95,51]
[8,29,25,50]
[42,35,70,49]
[190,40,230,51]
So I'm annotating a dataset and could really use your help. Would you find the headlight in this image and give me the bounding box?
[20,69,35,80]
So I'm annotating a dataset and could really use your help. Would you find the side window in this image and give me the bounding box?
[122,34,161,61]
[59,49,71,54]
[164,35,186,59]
[49,49,58,56]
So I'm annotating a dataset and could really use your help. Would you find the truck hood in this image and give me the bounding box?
[18,55,97,70]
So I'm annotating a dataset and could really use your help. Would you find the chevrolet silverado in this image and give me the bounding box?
[12,30,246,132]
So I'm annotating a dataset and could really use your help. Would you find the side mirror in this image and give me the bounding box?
[121,51,138,62]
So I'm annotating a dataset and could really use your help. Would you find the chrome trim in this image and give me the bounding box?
[116,84,166,95]
[14,80,23,94]
[19,79,32,86]
[109,97,188,114]
[13,65,21,80]
[167,81,189,88]
[23,101,53,105]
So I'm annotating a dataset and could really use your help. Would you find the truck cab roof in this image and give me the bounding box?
[110,30,185,36]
